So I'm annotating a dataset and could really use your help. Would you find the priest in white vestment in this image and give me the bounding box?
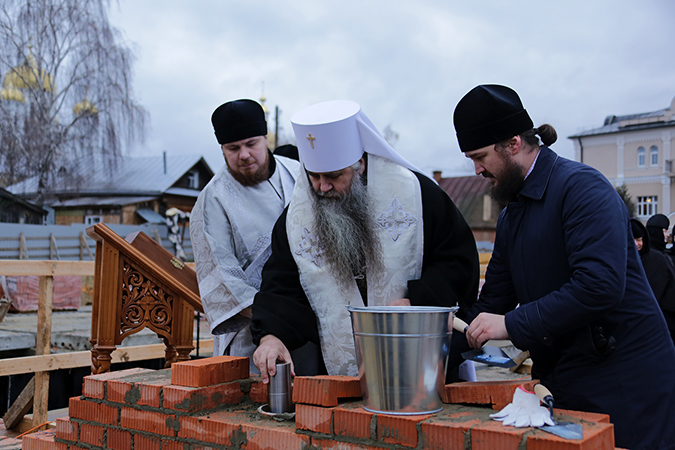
[251,100,480,382]
[190,99,301,373]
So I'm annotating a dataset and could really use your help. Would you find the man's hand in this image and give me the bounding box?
[466,313,508,348]
[387,298,411,306]
[253,334,295,383]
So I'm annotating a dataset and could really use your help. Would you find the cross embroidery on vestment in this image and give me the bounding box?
[295,227,323,267]
[375,198,418,242]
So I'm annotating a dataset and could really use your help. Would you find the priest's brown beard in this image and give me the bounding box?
[309,173,384,294]
[486,151,526,207]
[227,152,270,187]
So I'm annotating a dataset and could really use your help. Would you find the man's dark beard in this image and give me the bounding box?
[486,152,526,206]
[310,172,385,294]
[227,152,270,187]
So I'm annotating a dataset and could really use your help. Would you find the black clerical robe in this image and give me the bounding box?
[251,172,479,363]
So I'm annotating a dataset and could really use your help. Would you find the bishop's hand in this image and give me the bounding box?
[253,334,295,384]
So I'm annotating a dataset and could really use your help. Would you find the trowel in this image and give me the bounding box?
[533,384,584,440]
[452,317,516,368]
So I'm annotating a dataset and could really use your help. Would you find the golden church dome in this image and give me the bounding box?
[73,94,98,115]
[259,93,269,114]
[2,46,55,93]
[0,80,25,103]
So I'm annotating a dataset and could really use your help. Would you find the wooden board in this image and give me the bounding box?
[125,231,199,296]
[0,340,214,377]
[0,260,95,277]
[2,377,34,430]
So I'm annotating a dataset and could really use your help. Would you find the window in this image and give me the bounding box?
[85,215,102,225]
[188,170,199,189]
[637,196,658,217]
[650,145,659,166]
[637,147,646,167]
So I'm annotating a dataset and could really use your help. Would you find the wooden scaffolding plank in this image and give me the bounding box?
[0,340,213,377]
[0,260,95,276]
[2,377,35,430]
[19,232,29,260]
[33,276,54,426]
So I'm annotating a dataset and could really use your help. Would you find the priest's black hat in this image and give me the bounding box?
[646,213,670,230]
[273,144,299,161]
[631,219,645,239]
[211,99,267,145]
[453,85,534,152]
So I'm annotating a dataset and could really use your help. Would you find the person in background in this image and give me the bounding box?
[646,213,675,267]
[251,100,479,383]
[165,207,189,261]
[631,218,675,343]
[646,213,670,253]
[273,144,299,161]
[190,99,312,373]
[453,84,675,450]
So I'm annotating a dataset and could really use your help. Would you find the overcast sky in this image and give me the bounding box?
[107,0,675,177]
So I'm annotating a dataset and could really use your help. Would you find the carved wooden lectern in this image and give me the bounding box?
[86,223,203,374]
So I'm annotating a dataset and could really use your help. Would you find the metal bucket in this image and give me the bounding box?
[348,305,458,415]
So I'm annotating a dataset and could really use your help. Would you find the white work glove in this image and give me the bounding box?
[490,387,555,427]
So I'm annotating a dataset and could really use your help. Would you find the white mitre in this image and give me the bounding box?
[290,100,422,174]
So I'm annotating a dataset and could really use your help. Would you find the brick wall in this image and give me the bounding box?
[22,356,619,450]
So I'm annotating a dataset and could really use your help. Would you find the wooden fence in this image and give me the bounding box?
[0,223,193,261]
[0,260,207,432]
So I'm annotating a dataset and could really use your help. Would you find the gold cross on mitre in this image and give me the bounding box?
[306,133,316,149]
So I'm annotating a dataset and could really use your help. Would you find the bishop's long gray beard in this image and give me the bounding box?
[310,174,385,295]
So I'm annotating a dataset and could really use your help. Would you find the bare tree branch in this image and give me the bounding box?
[0,0,147,204]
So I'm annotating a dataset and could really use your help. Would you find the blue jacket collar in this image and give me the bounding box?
[519,146,559,201]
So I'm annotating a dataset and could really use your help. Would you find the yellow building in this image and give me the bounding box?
[569,96,675,220]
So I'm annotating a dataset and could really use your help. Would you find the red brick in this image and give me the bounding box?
[295,404,334,434]
[68,397,119,426]
[443,379,537,410]
[310,437,382,450]
[377,413,432,447]
[333,404,374,439]
[163,381,244,413]
[134,434,160,450]
[160,439,185,450]
[556,408,611,424]
[292,375,362,407]
[471,420,531,450]
[177,412,241,445]
[107,428,132,450]
[420,410,484,450]
[55,417,78,442]
[108,376,171,408]
[120,408,179,437]
[82,368,155,400]
[170,355,249,387]
[527,421,615,450]
[80,423,105,447]
[248,377,268,403]
[22,430,65,450]
[178,410,308,449]
[238,420,310,450]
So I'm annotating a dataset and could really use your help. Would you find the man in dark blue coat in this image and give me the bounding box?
[453,84,675,450]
